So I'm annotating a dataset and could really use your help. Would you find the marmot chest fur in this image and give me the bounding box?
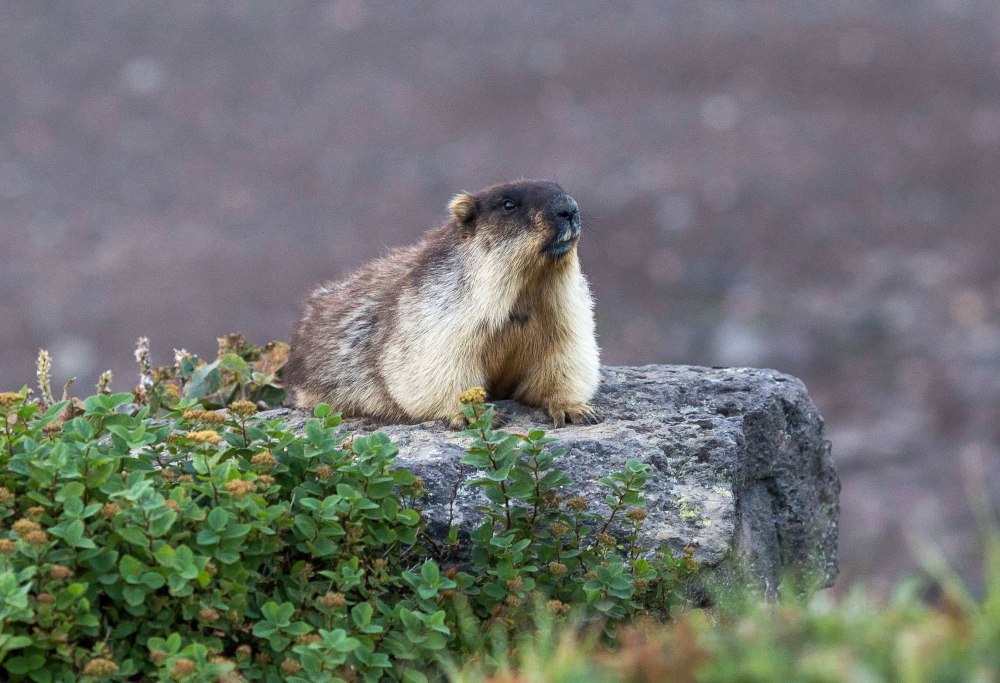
[284,180,600,428]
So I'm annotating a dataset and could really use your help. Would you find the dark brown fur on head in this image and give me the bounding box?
[447,180,582,258]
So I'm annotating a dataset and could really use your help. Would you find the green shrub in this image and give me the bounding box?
[0,357,693,681]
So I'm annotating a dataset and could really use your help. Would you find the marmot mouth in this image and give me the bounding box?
[544,224,580,257]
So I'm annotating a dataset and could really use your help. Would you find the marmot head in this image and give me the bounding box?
[447,180,582,261]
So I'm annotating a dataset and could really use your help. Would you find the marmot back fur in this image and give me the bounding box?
[284,180,600,428]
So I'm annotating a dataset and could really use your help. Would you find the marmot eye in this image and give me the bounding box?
[502,199,517,212]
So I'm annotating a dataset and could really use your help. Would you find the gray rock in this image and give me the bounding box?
[269,365,839,590]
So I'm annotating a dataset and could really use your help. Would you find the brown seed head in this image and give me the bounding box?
[27,506,45,518]
[320,591,346,609]
[280,659,303,675]
[199,607,220,621]
[224,479,254,499]
[36,592,54,604]
[598,532,616,548]
[43,422,62,435]
[50,565,74,580]
[547,599,570,615]
[505,576,523,592]
[82,657,119,676]
[314,465,333,479]
[0,538,16,554]
[626,508,648,522]
[12,518,39,537]
[548,561,568,577]
[0,487,13,504]
[256,474,275,487]
[0,392,24,409]
[187,430,221,445]
[165,499,181,512]
[101,502,122,519]
[199,411,225,425]
[170,658,197,677]
[251,451,276,469]
[24,529,49,545]
[296,633,321,645]
[549,521,569,537]
[459,386,487,404]
[567,496,588,512]
[228,400,257,418]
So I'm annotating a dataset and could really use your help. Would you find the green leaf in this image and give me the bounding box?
[184,360,222,400]
[120,554,144,580]
[123,586,147,606]
[294,515,318,539]
[5,654,46,676]
[218,352,249,374]
[305,420,326,445]
[392,469,416,486]
[351,602,373,627]
[147,509,177,537]
[141,571,166,589]
[420,561,440,585]
[365,476,395,499]
[403,670,430,683]
[207,507,229,531]
[153,545,176,567]
[60,495,84,517]
[1,636,33,652]
[64,518,85,546]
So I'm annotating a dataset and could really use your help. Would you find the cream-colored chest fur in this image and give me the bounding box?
[380,244,598,420]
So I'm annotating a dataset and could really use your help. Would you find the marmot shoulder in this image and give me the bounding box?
[284,179,600,428]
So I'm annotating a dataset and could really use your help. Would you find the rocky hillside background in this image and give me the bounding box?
[2,1,999,592]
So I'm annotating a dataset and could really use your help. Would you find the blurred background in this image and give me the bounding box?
[2,1,999,593]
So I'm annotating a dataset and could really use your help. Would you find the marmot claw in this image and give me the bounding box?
[547,402,600,428]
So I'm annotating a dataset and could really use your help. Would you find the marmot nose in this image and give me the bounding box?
[554,196,579,221]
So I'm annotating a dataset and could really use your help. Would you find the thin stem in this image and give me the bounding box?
[526,446,542,530]
[598,489,627,535]
[3,415,13,462]
[479,421,512,531]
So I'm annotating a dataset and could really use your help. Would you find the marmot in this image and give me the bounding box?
[284,180,600,428]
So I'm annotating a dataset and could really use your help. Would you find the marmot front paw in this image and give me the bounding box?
[448,413,469,431]
[546,402,601,428]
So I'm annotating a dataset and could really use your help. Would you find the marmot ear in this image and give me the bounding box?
[448,192,478,225]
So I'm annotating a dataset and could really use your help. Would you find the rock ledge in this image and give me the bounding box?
[275,365,840,589]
